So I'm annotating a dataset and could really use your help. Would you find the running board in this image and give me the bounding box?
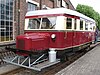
[3,55,60,71]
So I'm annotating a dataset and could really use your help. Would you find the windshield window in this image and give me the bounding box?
[28,17,57,29]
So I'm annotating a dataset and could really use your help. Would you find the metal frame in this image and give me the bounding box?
[3,54,60,71]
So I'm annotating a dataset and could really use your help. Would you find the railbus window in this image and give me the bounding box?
[85,22,88,30]
[80,20,83,30]
[27,16,57,29]
[28,18,40,29]
[93,26,96,31]
[74,19,77,29]
[66,18,72,29]
[90,23,93,30]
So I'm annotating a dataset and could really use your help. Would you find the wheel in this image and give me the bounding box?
[60,53,68,62]
[85,45,90,52]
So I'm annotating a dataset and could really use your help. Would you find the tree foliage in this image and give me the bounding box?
[76,4,100,29]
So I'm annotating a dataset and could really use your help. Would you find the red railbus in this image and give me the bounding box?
[5,8,96,71]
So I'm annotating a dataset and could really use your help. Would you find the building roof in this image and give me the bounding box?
[64,0,75,10]
[26,8,95,23]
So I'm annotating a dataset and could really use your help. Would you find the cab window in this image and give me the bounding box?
[66,18,72,29]
[28,17,57,29]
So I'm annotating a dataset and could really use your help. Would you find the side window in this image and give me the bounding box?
[85,22,88,30]
[93,26,96,31]
[80,20,83,30]
[66,18,72,29]
[90,23,93,30]
[74,19,77,29]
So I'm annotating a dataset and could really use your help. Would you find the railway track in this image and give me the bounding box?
[1,50,85,75]
[0,46,16,66]
[1,43,100,75]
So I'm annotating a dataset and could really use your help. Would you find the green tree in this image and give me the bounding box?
[76,4,100,29]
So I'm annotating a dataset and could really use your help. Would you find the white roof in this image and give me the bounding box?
[26,8,95,23]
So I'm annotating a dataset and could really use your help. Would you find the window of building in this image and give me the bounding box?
[28,2,37,11]
[66,18,72,29]
[57,0,61,7]
[0,0,14,42]
[80,20,83,30]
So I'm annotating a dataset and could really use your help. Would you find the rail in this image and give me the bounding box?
[1,42,100,75]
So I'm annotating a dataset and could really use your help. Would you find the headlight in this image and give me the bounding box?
[51,34,56,39]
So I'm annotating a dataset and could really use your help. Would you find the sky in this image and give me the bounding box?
[70,0,100,13]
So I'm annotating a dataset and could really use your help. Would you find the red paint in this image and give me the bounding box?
[25,14,64,18]
[16,33,50,51]
[16,30,95,52]
[64,14,80,19]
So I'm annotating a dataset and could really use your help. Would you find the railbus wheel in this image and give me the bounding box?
[60,54,68,62]
[85,45,90,52]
